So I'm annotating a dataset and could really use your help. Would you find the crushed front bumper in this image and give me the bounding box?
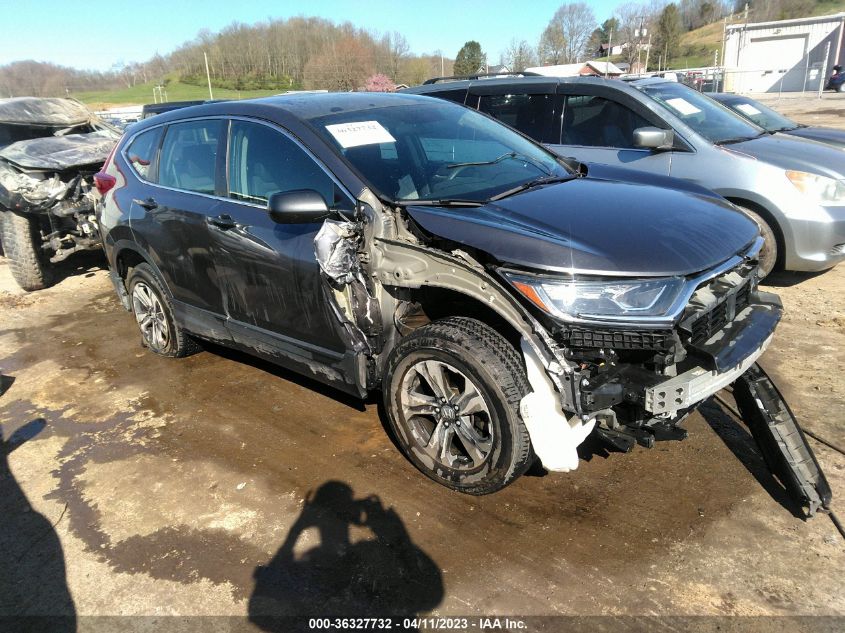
[646,295,782,416]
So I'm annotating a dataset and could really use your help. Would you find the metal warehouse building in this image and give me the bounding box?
[724,12,844,93]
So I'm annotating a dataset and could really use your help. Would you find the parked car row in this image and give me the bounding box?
[404,76,845,277]
[86,91,831,513]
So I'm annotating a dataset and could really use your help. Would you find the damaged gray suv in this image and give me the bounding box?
[96,94,830,513]
[0,97,119,290]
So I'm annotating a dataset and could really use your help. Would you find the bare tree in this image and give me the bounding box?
[615,2,656,68]
[303,36,375,91]
[547,2,598,63]
[537,22,567,65]
[381,31,410,80]
[503,39,538,72]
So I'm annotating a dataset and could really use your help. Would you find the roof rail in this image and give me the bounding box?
[422,71,542,85]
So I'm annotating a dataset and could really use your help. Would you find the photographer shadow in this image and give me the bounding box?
[249,481,443,632]
[0,411,76,631]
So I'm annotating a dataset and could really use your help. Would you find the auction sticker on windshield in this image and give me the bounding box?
[666,97,701,116]
[736,103,762,116]
[325,121,396,148]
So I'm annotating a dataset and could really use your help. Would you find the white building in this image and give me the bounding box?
[525,61,624,78]
[724,12,845,93]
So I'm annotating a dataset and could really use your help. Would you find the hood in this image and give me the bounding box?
[0,97,92,127]
[0,130,118,170]
[726,133,845,179]
[783,126,845,150]
[405,177,758,277]
[580,161,723,200]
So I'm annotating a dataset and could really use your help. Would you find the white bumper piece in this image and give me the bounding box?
[519,339,595,472]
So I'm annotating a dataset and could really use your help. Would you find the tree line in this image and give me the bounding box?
[0,0,828,98]
[467,0,824,74]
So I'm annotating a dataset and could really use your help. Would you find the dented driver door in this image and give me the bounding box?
[206,118,360,390]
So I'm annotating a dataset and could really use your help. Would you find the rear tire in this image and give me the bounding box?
[0,211,50,291]
[383,317,533,495]
[127,263,201,358]
[737,206,778,279]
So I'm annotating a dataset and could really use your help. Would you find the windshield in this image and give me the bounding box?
[721,97,798,132]
[637,82,764,144]
[310,101,571,204]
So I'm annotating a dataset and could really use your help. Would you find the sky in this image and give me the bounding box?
[0,0,620,71]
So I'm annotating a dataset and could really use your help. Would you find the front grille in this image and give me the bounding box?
[565,327,673,351]
[829,243,845,256]
[686,266,754,346]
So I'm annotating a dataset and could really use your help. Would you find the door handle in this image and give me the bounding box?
[207,214,237,230]
[132,197,158,210]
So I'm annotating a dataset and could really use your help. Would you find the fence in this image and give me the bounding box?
[629,56,837,97]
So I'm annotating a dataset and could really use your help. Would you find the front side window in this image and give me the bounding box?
[562,95,651,148]
[125,127,163,180]
[637,82,764,144]
[227,120,337,206]
[479,93,558,143]
[158,119,222,194]
[310,101,570,204]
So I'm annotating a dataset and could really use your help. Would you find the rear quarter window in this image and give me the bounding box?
[124,127,163,180]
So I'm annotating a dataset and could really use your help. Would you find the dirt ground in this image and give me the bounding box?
[1,96,844,631]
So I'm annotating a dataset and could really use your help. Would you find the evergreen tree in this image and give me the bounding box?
[454,41,486,76]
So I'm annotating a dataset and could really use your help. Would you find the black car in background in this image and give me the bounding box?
[141,100,209,119]
[93,93,798,498]
[710,92,845,150]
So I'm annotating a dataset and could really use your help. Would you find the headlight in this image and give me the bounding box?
[506,274,685,321]
[786,170,845,205]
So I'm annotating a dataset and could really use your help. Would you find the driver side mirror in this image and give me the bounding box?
[633,127,675,151]
[268,190,333,224]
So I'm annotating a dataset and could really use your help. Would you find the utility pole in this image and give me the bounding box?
[644,32,652,73]
[204,51,214,100]
[605,25,613,78]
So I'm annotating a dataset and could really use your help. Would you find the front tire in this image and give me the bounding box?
[0,211,50,291]
[127,263,201,358]
[737,206,778,279]
[383,317,533,495]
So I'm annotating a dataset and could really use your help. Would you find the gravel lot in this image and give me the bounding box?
[1,94,843,631]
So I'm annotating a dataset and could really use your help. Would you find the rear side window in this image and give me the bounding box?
[227,120,337,206]
[158,119,222,195]
[562,95,651,149]
[479,94,559,143]
[125,127,163,180]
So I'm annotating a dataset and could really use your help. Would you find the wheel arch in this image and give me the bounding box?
[723,196,786,269]
[111,241,169,295]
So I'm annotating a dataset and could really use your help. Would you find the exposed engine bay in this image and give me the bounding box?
[0,98,118,281]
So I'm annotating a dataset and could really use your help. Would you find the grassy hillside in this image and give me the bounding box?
[74,80,280,109]
[669,0,845,69]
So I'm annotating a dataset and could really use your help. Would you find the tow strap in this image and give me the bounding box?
[732,363,832,518]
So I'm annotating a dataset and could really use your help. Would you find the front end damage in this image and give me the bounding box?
[0,98,119,279]
[314,192,831,517]
[0,158,103,262]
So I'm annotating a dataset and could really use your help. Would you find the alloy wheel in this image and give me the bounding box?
[132,281,170,351]
[399,359,494,470]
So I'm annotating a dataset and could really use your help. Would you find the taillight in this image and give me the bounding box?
[95,142,120,195]
[94,171,116,195]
